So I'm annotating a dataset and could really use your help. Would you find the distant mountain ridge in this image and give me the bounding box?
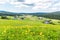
[0,11,46,16]
[39,11,60,19]
[0,10,60,19]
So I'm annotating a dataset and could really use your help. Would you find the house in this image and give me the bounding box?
[38,17,43,20]
[44,20,52,24]
[13,15,19,20]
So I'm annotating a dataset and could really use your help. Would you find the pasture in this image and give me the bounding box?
[0,16,60,40]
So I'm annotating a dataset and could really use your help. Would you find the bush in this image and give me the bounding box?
[1,16,8,19]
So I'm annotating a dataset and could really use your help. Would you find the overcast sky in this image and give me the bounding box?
[0,0,60,13]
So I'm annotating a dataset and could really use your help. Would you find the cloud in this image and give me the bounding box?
[0,0,60,13]
[31,0,60,12]
[0,0,7,4]
[10,2,22,5]
[0,0,10,2]
[0,2,6,4]
[18,0,25,2]
[23,3,35,6]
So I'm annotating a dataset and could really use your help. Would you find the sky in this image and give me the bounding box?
[0,0,60,13]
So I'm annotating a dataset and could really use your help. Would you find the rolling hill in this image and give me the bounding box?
[0,11,60,19]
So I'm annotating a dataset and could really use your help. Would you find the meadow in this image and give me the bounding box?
[0,16,60,40]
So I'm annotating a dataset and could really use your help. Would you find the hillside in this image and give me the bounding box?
[0,11,60,40]
[0,17,59,40]
[0,11,60,20]
[39,11,60,20]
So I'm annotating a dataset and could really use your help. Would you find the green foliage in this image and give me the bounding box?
[0,18,59,40]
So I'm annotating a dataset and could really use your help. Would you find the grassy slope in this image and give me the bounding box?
[0,19,60,40]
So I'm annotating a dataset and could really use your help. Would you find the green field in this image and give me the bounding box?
[0,16,60,40]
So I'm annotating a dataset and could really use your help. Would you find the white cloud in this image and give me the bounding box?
[31,0,60,12]
[0,2,6,4]
[16,4,33,8]
[10,2,22,5]
[0,0,10,2]
[0,0,6,4]
[0,0,60,13]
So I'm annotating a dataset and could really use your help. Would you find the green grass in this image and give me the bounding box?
[0,18,60,40]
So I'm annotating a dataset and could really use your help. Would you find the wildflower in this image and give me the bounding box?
[25,30,29,34]
[4,30,6,33]
[30,32,35,35]
[25,30,28,33]
[12,34,15,37]
[4,29,7,33]
[40,32,43,35]
[15,27,18,29]
[42,35,44,37]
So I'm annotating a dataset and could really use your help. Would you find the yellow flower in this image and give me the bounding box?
[3,29,7,33]
[42,35,44,37]
[12,34,15,36]
[25,31,28,33]
[40,32,43,35]
[30,32,35,35]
